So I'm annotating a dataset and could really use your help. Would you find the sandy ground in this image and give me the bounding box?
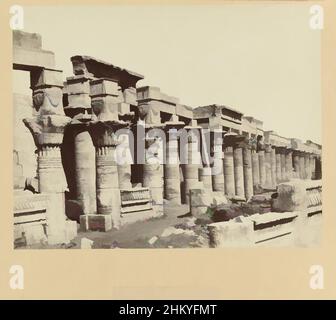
[21,203,322,250]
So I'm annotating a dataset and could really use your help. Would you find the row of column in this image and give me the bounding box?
[163,130,322,204]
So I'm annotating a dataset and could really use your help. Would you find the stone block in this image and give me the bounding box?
[80,214,112,232]
[207,217,255,247]
[90,79,120,97]
[30,68,63,89]
[66,77,91,94]
[272,180,308,212]
[13,30,42,49]
[67,93,91,108]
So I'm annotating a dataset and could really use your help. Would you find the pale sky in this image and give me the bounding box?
[14,4,322,143]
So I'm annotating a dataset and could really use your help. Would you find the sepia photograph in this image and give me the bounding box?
[12,4,323,250]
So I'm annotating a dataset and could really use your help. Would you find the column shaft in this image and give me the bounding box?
[74,129,96,214]
[243,147,253,199]
[233,147,245,198]
[212,143,225,192]
[299,155,305,179]
[224,146,235,196]
[264,148,273,189]
[251,150,260,190]
[258,150,266,188]
[96,146,121,227]
[164,137,181,204]
[270,147,277,188]
[293,153,300,178]
[285,151,293,181]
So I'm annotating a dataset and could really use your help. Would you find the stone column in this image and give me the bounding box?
[164,121,184,205]
[251,149,260,192]
[293,151,301,179]
[115,124,134,191]
[212,131,225,192]
[70,123,96,215]
[84,121,126,231]
[143,130,164,216]
[275,148,282,183]
[64,75,97,215]
[224,134,245,198]
[81,78,127,231]
[280,151,287,181]
[199,129,213,191]
[310,155,316,179]
[258,150,266,189]
[264,144,273,189]
[234,144,245,197]
[304,153,311,180]
[243,143,253,200]
[285,149,293,181]
[315,156,322,180]
[182,127,202,204]
[270,146,277,188]
[299,153,305,179]
[223,146,235,197]
[23,68,76,244]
